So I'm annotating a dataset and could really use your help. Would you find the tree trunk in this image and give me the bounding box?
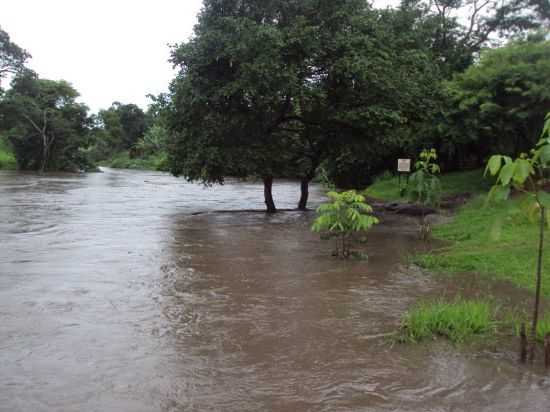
[263,176,276,213]
[298,177,310,210]
[40,138,49,174]
[529,205,545,361]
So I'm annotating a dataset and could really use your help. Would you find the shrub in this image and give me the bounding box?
[312,190,379,258]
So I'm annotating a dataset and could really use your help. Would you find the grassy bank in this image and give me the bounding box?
[99,151,169,172]
[400,299,494,343]
[399,298,550,344]
[0,137,16,170]
[365,169,491,201]
[414,196,550,297]
[368,168,550,297]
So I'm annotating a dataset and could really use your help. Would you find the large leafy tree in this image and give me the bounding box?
[293,3,441,188]
[167,0,548,201]
[167,0,442,208]
[168,0,302,212]
[0,72,92,172]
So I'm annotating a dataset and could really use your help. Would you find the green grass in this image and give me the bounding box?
[99,151,169,171]
[399,299,494,343]
[366,169,492,202]
[509,313,550,343]
[0,137,17,170]
[535,316,550,343]
[368,168,550,298]
[414,195,550,297]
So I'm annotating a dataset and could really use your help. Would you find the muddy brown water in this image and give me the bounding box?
[0,168,549,412]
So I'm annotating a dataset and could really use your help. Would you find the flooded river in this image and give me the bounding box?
[0,168,549,411]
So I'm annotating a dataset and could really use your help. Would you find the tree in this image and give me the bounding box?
[312,190,379,258]
[440,38,550,168]
[0,72,92,172]
[303,4,441,188]
[392,0,549,171]
[398,0,549,77]
[98,102,147,151]
[486,113,550,361]
[0,26,30,86]
[135,124,168,156]
[167,0,447,211]
[168,0,303,212]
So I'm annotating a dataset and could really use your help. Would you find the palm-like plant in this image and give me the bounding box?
[312,191,379,258]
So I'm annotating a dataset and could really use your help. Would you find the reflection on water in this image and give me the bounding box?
[0,168,549,411]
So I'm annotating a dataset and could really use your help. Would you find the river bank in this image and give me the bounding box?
[367,169,550,296]
[366,169,550,352]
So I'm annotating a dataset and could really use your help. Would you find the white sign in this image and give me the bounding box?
[397,159,411,173]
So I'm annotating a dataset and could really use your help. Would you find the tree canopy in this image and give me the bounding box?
[98,102,148,151]
[440,38,550,166]
[0,71,92,172]
[167,0,447,209]
[0,25,30,86]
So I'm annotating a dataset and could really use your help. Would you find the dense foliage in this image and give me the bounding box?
[0,72,93,172]
[0,26,166,172]
[440,38,550,168]
[166,0,548,210]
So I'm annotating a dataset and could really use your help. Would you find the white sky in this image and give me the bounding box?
[2,0,398,114]
[2,0,204,113]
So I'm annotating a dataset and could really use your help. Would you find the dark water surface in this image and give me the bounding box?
[0,168,549,412]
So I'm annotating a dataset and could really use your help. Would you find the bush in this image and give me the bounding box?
[0,137,17,170]
[312,190,379,258]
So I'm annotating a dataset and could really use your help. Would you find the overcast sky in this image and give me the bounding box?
[2,0,398,113]
[2,0,203,113]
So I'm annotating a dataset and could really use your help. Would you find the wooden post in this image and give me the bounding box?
[545,333,550,369]
[529,205,545,361]
[520,323,528,363]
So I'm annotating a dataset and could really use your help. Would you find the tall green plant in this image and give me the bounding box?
[408,148,441,239]
[485,112,550,361]
[312,191,379,258]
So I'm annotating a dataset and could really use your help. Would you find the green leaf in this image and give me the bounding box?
[513,159,532,184]
[538,144,550,165]
[486,155,503,176]
[498,162,515,185]
[538,192,550,209]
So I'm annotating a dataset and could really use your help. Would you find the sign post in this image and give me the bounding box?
[397,158,411,197]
